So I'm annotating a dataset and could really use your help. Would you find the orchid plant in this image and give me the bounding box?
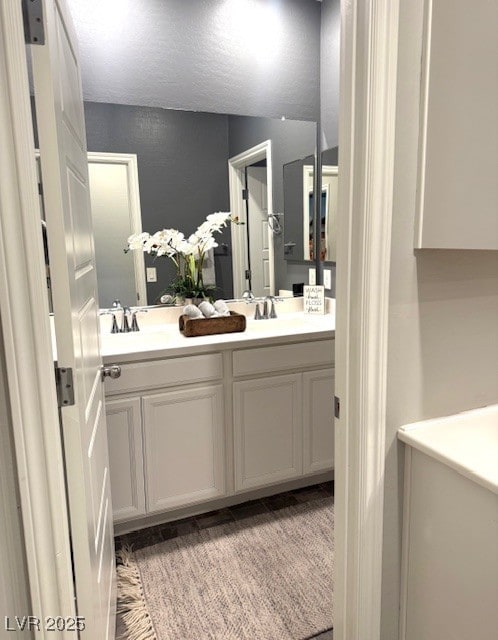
[127,212,238,300]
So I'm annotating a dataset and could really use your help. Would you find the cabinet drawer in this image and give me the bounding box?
[104,353,223,395]
[233,339,334,377]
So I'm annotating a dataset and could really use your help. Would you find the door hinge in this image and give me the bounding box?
[244,269,251,280]
[55,366,75,408]
[242,189,248,200]
[22,0,45,45]
[334,395,340,419]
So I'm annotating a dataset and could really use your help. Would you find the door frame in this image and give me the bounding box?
[334,0,400,639]
[228,140,274,298]
[87,152,147,305]
[0,2,76,636]
[0,0,402,638]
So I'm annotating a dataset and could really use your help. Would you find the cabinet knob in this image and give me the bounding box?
[101,364,121,380]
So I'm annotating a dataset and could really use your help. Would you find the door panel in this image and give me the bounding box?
[233,374,303,491]
[143,385,225,513]
[32,0,115,637]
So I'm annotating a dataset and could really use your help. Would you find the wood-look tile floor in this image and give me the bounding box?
[115,481,334,640]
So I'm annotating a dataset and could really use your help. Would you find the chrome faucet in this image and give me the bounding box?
[111,300,131,333]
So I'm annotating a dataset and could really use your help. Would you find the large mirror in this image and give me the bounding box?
[55,0,332,307]
[84,106,316,307]
[283,146,338,265]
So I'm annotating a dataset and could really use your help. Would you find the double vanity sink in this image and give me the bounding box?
[101,298,336,534]
[100,300,335,361]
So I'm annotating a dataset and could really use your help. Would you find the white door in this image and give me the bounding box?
[31,1,116,637]
[247,166,271,297]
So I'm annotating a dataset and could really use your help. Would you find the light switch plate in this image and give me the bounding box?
[146,267,157,282]
[308,268,316,285]
[323,269,332,289]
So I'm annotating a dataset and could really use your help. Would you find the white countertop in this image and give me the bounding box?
[398,404,498,494]
[100,309,335,363]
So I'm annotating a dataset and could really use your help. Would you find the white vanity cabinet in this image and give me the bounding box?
[104,332,335,527]
[232,340,335,492]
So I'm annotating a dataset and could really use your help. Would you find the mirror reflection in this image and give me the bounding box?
[84,104,316,307]
[283,146,338,265]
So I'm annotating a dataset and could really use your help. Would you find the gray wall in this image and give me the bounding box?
[320,0,341,149]
[84,102,232,301]
[68,0,321,122]
[228,116,316,294]
[381,1,498,637]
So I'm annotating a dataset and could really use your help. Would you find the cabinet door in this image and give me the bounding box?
[106,397,146,522]
[233,374,302,491]
[143,385,225,513]
[303,368,335,473]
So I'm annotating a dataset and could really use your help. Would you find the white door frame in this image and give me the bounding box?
[0,0,401,637]
[228,140,274,298]
[87,152,147,305]
[334,0,399,638]
[0,2,76,637]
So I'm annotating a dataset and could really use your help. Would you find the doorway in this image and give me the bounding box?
[228,140,275,298]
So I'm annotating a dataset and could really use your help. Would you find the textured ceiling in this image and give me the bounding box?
[66,0,321,121]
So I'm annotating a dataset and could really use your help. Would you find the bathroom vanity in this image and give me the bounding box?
[101,301,335,533]
[398,405,498,640]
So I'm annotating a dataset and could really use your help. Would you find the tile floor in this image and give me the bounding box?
[116,481,334,640]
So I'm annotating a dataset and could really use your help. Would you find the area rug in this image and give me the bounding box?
[117,498,334,640]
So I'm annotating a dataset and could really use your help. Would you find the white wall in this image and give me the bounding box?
[381,1,498,637]
[0,321,32,639]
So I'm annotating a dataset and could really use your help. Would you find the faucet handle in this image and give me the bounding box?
[112,299,122,309]
[130,308,148,332]
[99,310,120,333]
[254,303,262,320]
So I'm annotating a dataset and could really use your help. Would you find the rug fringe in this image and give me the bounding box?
[116,546,157,640]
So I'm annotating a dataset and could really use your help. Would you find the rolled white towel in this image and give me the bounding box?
[183,304,203,318]
[198,301,216,317]
[213,299,229,315]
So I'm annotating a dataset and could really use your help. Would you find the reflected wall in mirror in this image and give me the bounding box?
[84,103,315,305]
[283,146,338,265]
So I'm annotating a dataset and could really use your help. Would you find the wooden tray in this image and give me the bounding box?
[179,311,246,337]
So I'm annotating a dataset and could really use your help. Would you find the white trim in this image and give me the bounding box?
[0,1,76,637]
[228,140,274,298]
[398,445,412,640]
[87,152,147,305]
[335,1,400,639]
[413,0,432,249]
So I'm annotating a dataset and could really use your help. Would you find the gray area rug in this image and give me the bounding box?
[117,498,334,640]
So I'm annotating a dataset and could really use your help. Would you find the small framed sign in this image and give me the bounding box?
[303,285,325,314]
